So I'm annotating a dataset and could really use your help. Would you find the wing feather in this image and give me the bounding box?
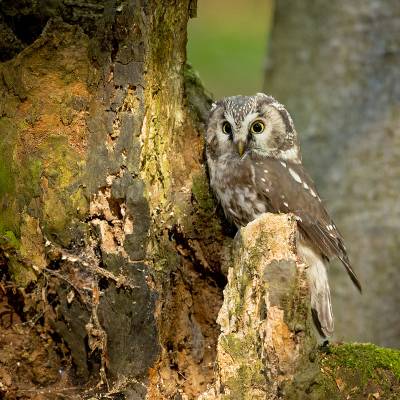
[250,154,361,291]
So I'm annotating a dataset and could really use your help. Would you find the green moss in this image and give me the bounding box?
[2,214,45,288]
[27,159,42,195]
[226,240,265,323]
[299,343,400,399]
[18,158,43,200]
[37,136,85,245]
[191,172,214,212]
[0,199,19,237]
[20,213,46,270]
[233,269,251,319]
[220,333,255,361]
[0,120,84,250]
[224,361,266,400]
[220,332,266,399]
[40,136,81,189]
[283,343,400,399]
[0,121,21,236]
[70,187,89,217]
[0,117,16,198]
[42,186,68,236]
[8,256,37,287]
[2,230,20,249]
[326,343,400,381]
[0,119,42,234]
[0,149,14,196]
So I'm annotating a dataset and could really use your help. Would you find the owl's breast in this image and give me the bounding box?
[209,157,267,227]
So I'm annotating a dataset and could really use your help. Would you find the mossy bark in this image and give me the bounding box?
[0,1,227,398]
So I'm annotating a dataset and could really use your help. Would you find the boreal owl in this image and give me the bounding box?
[206,93,361,337]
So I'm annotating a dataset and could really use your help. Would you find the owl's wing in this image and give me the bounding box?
[252,155,361,292]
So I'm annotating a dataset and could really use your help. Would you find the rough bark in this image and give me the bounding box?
[264,0,400,347]
[0,1,228,398]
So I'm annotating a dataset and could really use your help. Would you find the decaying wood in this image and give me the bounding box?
[200,213,316,399]
[0,1,226,398]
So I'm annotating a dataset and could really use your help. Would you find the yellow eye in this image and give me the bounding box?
[250,120,265,134]
[222,121,232,135]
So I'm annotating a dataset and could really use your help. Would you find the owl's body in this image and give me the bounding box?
[206,93,361,337]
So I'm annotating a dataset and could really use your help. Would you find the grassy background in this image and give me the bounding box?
[187,0,273,99]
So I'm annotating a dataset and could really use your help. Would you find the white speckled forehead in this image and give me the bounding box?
[223,96,257,126]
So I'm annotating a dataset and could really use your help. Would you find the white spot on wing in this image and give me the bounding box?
[283,202,289,207]
[310,188,317,197]
[264,169,268,173]
[280,147,300,163]
[280,161,287,168]
[303,182,309,189]
[288,167,302,183]
[261,178,266,182]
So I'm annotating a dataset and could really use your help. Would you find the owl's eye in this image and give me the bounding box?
[222,121,232,135]
[250,120,265,134]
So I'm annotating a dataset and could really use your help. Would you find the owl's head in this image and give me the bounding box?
[206,93,301,163]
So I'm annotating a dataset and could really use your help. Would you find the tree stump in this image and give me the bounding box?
[201,213,317,399]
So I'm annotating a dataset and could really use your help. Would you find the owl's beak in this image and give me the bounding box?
[235,140,246,157]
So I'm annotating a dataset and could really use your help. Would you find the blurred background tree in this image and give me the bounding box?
[190,0,400,348]
[265,0,400,348]
[188,0,273,97]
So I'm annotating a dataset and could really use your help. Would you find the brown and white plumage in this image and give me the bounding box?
[206,93,361,337]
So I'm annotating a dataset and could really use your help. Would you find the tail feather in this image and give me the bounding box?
[298,241,334,337]
[309,265,334,337]
[340,254,362,293]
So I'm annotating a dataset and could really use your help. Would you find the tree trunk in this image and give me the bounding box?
[0,1,228,398]
[264,0,400,347]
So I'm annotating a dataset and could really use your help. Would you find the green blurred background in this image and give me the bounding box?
[187,0,273,99]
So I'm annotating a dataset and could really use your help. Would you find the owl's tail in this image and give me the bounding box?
[298,241,334,337]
